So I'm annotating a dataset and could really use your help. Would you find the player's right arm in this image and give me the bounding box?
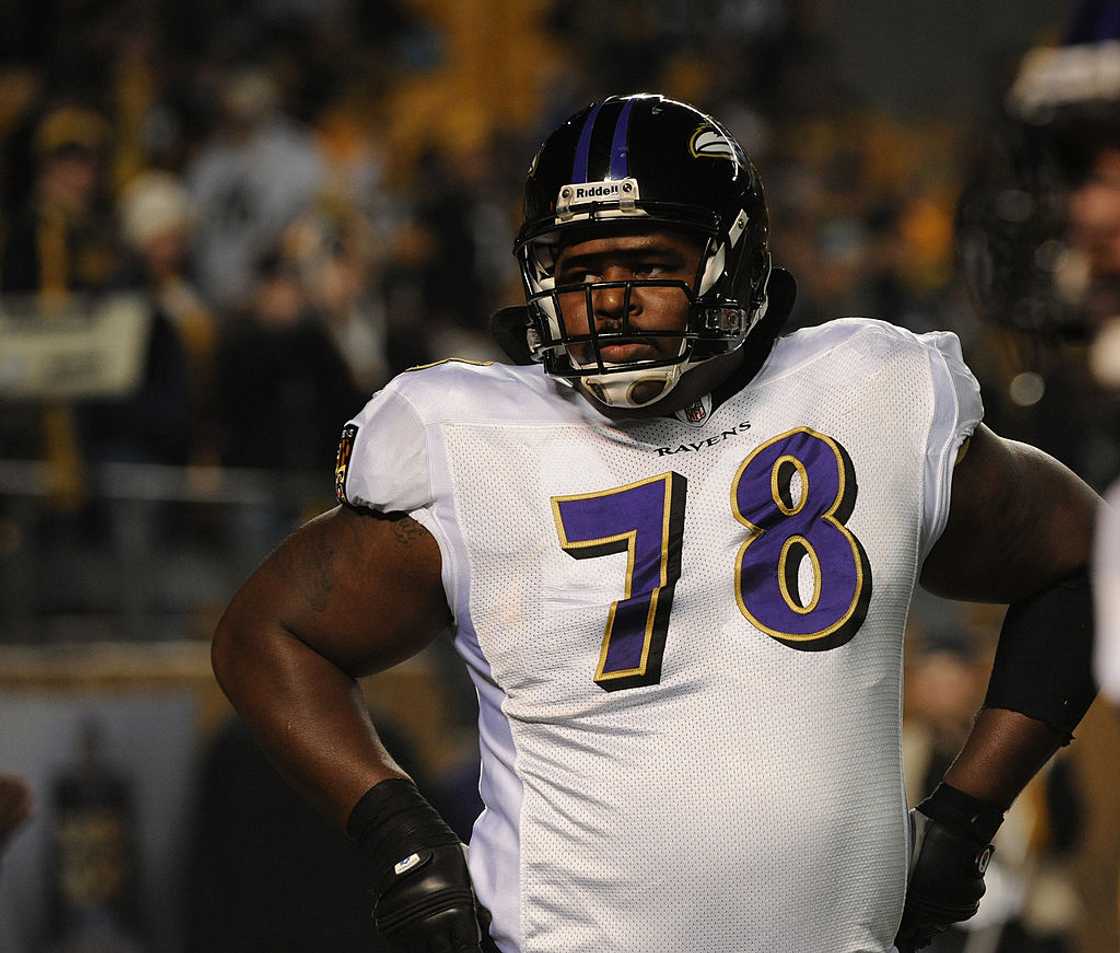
[211,503,450,827]
[213,504,492,953]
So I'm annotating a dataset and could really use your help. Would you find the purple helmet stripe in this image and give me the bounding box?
[608,99,636,180]
[571,101,605,183]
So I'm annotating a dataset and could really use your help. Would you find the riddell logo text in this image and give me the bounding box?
[574,184,622,199]
[656,421,751,455]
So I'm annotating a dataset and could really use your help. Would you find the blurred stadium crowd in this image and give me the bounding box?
[1,0,1070,498]
[1,1,1120,952]
[6,0,1110,631]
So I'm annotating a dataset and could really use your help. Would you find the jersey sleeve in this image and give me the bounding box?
[334,385,433,514]
[1094,485,1120,703]
[918,330,984,562]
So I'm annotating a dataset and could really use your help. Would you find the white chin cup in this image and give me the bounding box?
[578,362,687,409]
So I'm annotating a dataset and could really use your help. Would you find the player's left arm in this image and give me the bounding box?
[920,421,1099,800]
[897,422,1099,950]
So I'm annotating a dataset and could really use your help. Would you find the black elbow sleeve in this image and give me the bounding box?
[983,568,1097,742]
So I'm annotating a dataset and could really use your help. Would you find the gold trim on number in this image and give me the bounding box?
[730,426,866,643]
[551,472,675,683]
[777,534,821,614]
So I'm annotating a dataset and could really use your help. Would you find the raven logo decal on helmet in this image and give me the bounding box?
[507,93,772,409]
[689,125,738,161]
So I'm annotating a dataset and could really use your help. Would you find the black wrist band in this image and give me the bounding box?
[347,778,460,892]
[917,782,1005,845]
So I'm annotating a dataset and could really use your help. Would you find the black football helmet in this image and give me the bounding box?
[957,10,1120,339]
[504,93,772,408]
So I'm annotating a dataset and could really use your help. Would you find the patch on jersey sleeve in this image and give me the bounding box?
[334,423,359,505]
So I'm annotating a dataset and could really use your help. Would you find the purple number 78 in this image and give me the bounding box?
[551,429,873,691]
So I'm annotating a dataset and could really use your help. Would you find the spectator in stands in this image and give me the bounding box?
[0,104,125,507]
[186,68,326,312]
[903,625,990,800]
[1,104,120,299]
[44,169,198,470]
[76,313,194,469]
[283,212,391,394]
[118,171,218,461]
[215,245,363,473]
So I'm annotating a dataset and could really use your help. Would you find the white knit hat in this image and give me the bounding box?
[120,171,192,249]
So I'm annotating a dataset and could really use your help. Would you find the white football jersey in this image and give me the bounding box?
[1093,483,1120,703]
[340,317,983,953]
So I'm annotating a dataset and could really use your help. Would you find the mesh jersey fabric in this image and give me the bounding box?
[340,317,984,953]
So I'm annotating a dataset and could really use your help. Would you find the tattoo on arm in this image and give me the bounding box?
[391,517,428,545]
[272,506,441,623]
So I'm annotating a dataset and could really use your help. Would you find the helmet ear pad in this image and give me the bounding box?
[490,306,536,365]
[761,267,797,332]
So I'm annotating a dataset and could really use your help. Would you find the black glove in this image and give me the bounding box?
[349,778,493,953]
[894,783,1002,953]
[375,842,487,953]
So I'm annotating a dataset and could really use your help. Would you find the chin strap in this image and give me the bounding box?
[578,362,686,408]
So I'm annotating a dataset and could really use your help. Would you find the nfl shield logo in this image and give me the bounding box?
[674,394,713,428]
[685,401,707,424]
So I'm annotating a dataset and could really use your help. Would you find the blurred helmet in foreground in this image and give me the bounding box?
[958,7,1120,340]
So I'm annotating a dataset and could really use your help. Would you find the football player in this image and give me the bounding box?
[961,19,1120,708]
[212,95,1098,953]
